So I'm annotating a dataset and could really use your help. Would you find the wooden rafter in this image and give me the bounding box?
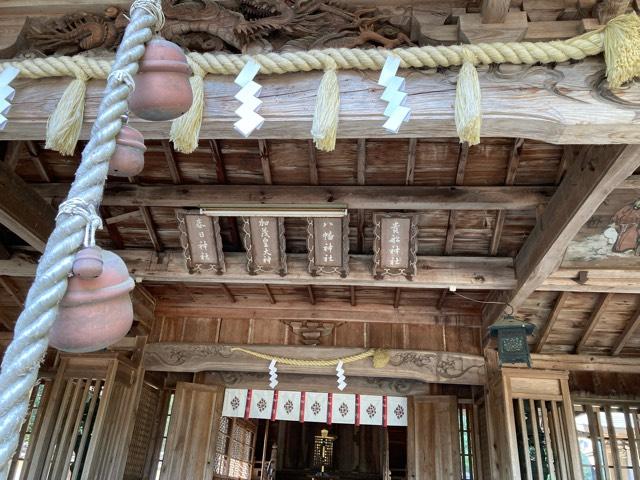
[611,304,640,356]
[307,285,316,305]
[393,287,402,309]
[4,141,23,170]
[264,284,276,304]
[405,138,417,186]
[258,140,272,185]
[533,291,568,353]
[26,141,52,183]
[307,140,319,185]
[0,159,55,252]
[162,140,182,184]
[139,206,162,252]
[483,145,640,327]
[34,183,554,211]
[220,283,235,303]
[350,285,356,307]
[576,293,614,354]
[0,276,22,306]
[100,206,125,250]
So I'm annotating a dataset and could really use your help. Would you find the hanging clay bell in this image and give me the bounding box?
[128,38,193,121]
[109,125,146,177]
[72,246,103,278]
[50,249,135,353]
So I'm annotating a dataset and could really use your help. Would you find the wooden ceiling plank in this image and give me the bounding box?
[0,159,55,252]
[100,206,125,250]
[32,183,554,211]
[139,206,162,252]
[483,145,640,328]
[307,140,319,186]
[162,140,182,184]
[611,304,640,356]
[576,292,614,354]
[220,283,236,303]
[258,139,272,185]
[533,291,568,354]
[0,276,22,307]
[405,138,417,186]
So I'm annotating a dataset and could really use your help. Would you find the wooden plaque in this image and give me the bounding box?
[241,216,287,276]
[176,210,225,274]
[372,213,418,280]
[307,216,349,277]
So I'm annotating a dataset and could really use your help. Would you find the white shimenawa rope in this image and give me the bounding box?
[0,1,161,477]
[56,198,103,247]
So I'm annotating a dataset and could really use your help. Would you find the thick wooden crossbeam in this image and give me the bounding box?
[484,145,640,326]
[32,183,553,211]
[2,59,640,144]
[0,159,55,252]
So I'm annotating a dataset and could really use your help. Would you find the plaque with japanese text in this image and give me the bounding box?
[176,210,225,274]
[372,213,417,280]
[307,216,349,277]
[242,216,287,276]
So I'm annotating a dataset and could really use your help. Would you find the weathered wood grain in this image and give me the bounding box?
[2,59,639,144]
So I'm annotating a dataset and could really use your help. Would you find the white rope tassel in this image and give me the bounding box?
[455,49,482,146]
[56,198,103,247]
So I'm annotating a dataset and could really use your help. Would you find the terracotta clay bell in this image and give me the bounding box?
[129,38,193,121]
[72,246,103,278]
[109,125,146,177]
[50,249,135,353]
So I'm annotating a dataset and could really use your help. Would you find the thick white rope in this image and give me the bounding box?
[0,1,160,476]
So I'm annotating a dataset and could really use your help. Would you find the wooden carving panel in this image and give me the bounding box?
[242,216,287,276]
[372,213,418,280]
[307,216,349,277]
[176,210,225,274]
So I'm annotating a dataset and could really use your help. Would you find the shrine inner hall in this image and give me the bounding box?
[1,0,640,479]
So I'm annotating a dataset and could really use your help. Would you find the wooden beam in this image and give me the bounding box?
[220,283,235,303]
[530,353,640,374]
[307,140,319,185]
[32,183,554,211]
[393,287,402,309]
[455,142,469,185]
[405,138,417,185]
[155,300,481,326]
[0,242,10,260]
[139,206,162,252]
[437,289,448,310]
[162,140,182,184]
[307,285,316,305]
[3,141,23,170]
[143,343,486,385]
[357,139,366,186]
[611,304,640,356]
[0,276,22,306]
[210,139,227,184]
[490,138,522,256]
[576,293,614,354]
[0,159,55,252]
[444,211,457,255]
[4,59,640,144]
[100,206,125,250]
[533,291,568,353]
[481,0,511,23]
[350,285,357,306]
[483,145,640,327]
[258,140,272,185]
[264,284,276,304]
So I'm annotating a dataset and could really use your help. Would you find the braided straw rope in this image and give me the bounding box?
[0,28,606,79]
[0,2,160,477]
[230,347,388,368]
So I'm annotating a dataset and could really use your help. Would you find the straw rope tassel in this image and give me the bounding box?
[311,68,340,152]
[170,60,205,153]
[45,73,88,156]
[603,13,640,88]
[454,49,481,146]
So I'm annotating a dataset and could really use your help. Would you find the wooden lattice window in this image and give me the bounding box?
[458,402,478,480]
[214,417,256,480]
[154,392,175,480]
[124,382,162,480]
[574,400,640,480]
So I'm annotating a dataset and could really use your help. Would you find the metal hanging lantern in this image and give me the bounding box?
[488,313,536,367]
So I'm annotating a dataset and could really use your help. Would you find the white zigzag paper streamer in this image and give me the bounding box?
[377,56,410,134]
[234,60,264,138]
[0,66,19,131]
[336,360,347,391]
[269,359,278,389]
